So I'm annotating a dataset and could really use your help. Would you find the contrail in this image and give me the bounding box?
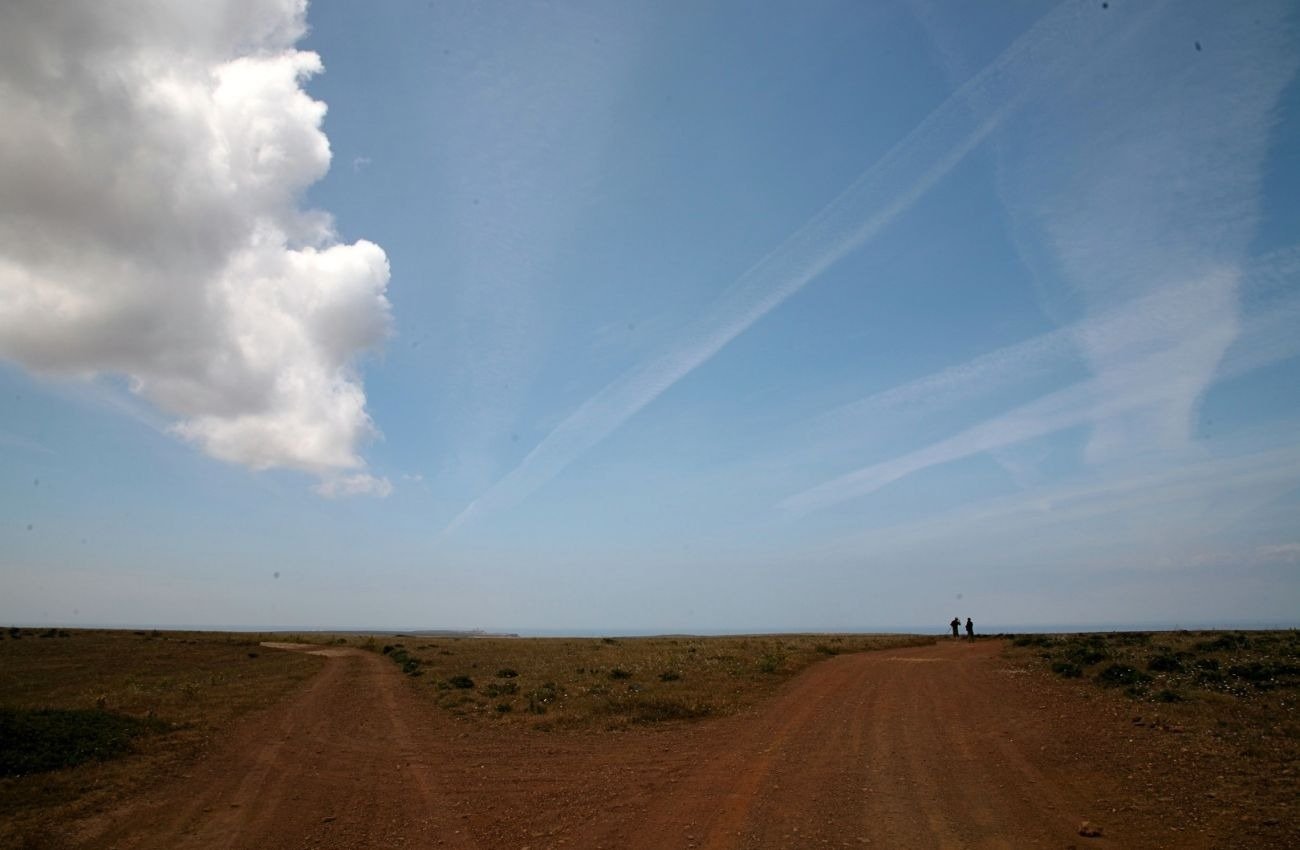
[781,284,1300,517]
[446,0,1153,532]
[807,245,1300,435]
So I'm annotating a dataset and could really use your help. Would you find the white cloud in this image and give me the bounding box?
[0,0,392,493]
[1256,543,1300,564]
[314,472,393,499]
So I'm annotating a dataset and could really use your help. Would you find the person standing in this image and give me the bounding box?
[965,617,975,640]
[950,616,961,638]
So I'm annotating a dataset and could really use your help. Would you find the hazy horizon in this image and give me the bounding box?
[6,619,1296,639]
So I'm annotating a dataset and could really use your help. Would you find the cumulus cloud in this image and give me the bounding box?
[0,0,392,494]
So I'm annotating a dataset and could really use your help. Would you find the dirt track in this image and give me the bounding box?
[78,640,1209,849]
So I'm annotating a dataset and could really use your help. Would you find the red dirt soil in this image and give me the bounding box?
[71,639,1265,849]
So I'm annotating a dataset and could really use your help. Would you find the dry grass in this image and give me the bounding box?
[0,627,322,846]
[357,632,934,730]
[1005,629,1300,702]
[1005,629,1300,844]
[0,628,928,846]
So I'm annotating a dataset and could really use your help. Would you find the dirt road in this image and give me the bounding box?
[77,640,1206,849]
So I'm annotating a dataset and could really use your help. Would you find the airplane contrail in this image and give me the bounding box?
[446,0,1157,532]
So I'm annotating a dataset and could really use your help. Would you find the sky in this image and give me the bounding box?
[1,0,1298,633]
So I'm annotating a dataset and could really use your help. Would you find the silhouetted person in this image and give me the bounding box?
[965,617,974,640]
[950,617,960,638]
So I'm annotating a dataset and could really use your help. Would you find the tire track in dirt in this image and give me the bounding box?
[73,638,1214,849]
[621,641,1138,849]
[81,645,479,850]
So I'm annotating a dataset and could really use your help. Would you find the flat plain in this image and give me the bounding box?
[1,627,1296,848]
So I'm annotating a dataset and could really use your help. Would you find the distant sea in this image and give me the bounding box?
[8,620,1297,636]
[508,621,1298,638]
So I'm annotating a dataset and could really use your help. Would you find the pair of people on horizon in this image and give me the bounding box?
[950,616,975,639]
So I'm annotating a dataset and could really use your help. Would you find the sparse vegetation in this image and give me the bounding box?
[384,646,424,676]
[1005,629,1300,847]
[0,628,322,846]
[351,633,931,729]
[1010,630,1300,701]
[0,708,169,776]
[1050,660,1082,678]
[484,681,517,698]
[1097,663,1150,688]
[1146,652,1184,673]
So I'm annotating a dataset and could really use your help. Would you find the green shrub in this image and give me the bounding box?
[0,708,168,776]
[658,671,681,682]
[495,668,518,678]
[484,681,518,698]
[1194,633,1251,652]
[1147,653,1185,673]
[1065,647,1109,666]
[1097,664,1150,687]
[447,675,475,689]
[609,668,632,680]
[527,682,559,714]
[1228,661,1300,688]
[1051,661,1083,678]
[617,697,712,724]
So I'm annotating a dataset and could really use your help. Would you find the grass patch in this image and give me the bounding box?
[1227,661,1300,688]
[0,708,169,777]
[1051,661,1083,678]
[360,632,931,729]
[1097,663,1151,688]
[1005,629,1300,846]
[1007,629,1300,704]
[1147,652,1185,673]
[0,628,323,847]
[602,695,713,724]
[484,681,518,698]
[384,647,424,676]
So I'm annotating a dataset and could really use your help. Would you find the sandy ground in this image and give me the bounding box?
[71,639,1267,849]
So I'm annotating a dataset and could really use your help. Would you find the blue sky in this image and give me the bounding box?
[2,0,1298,632]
